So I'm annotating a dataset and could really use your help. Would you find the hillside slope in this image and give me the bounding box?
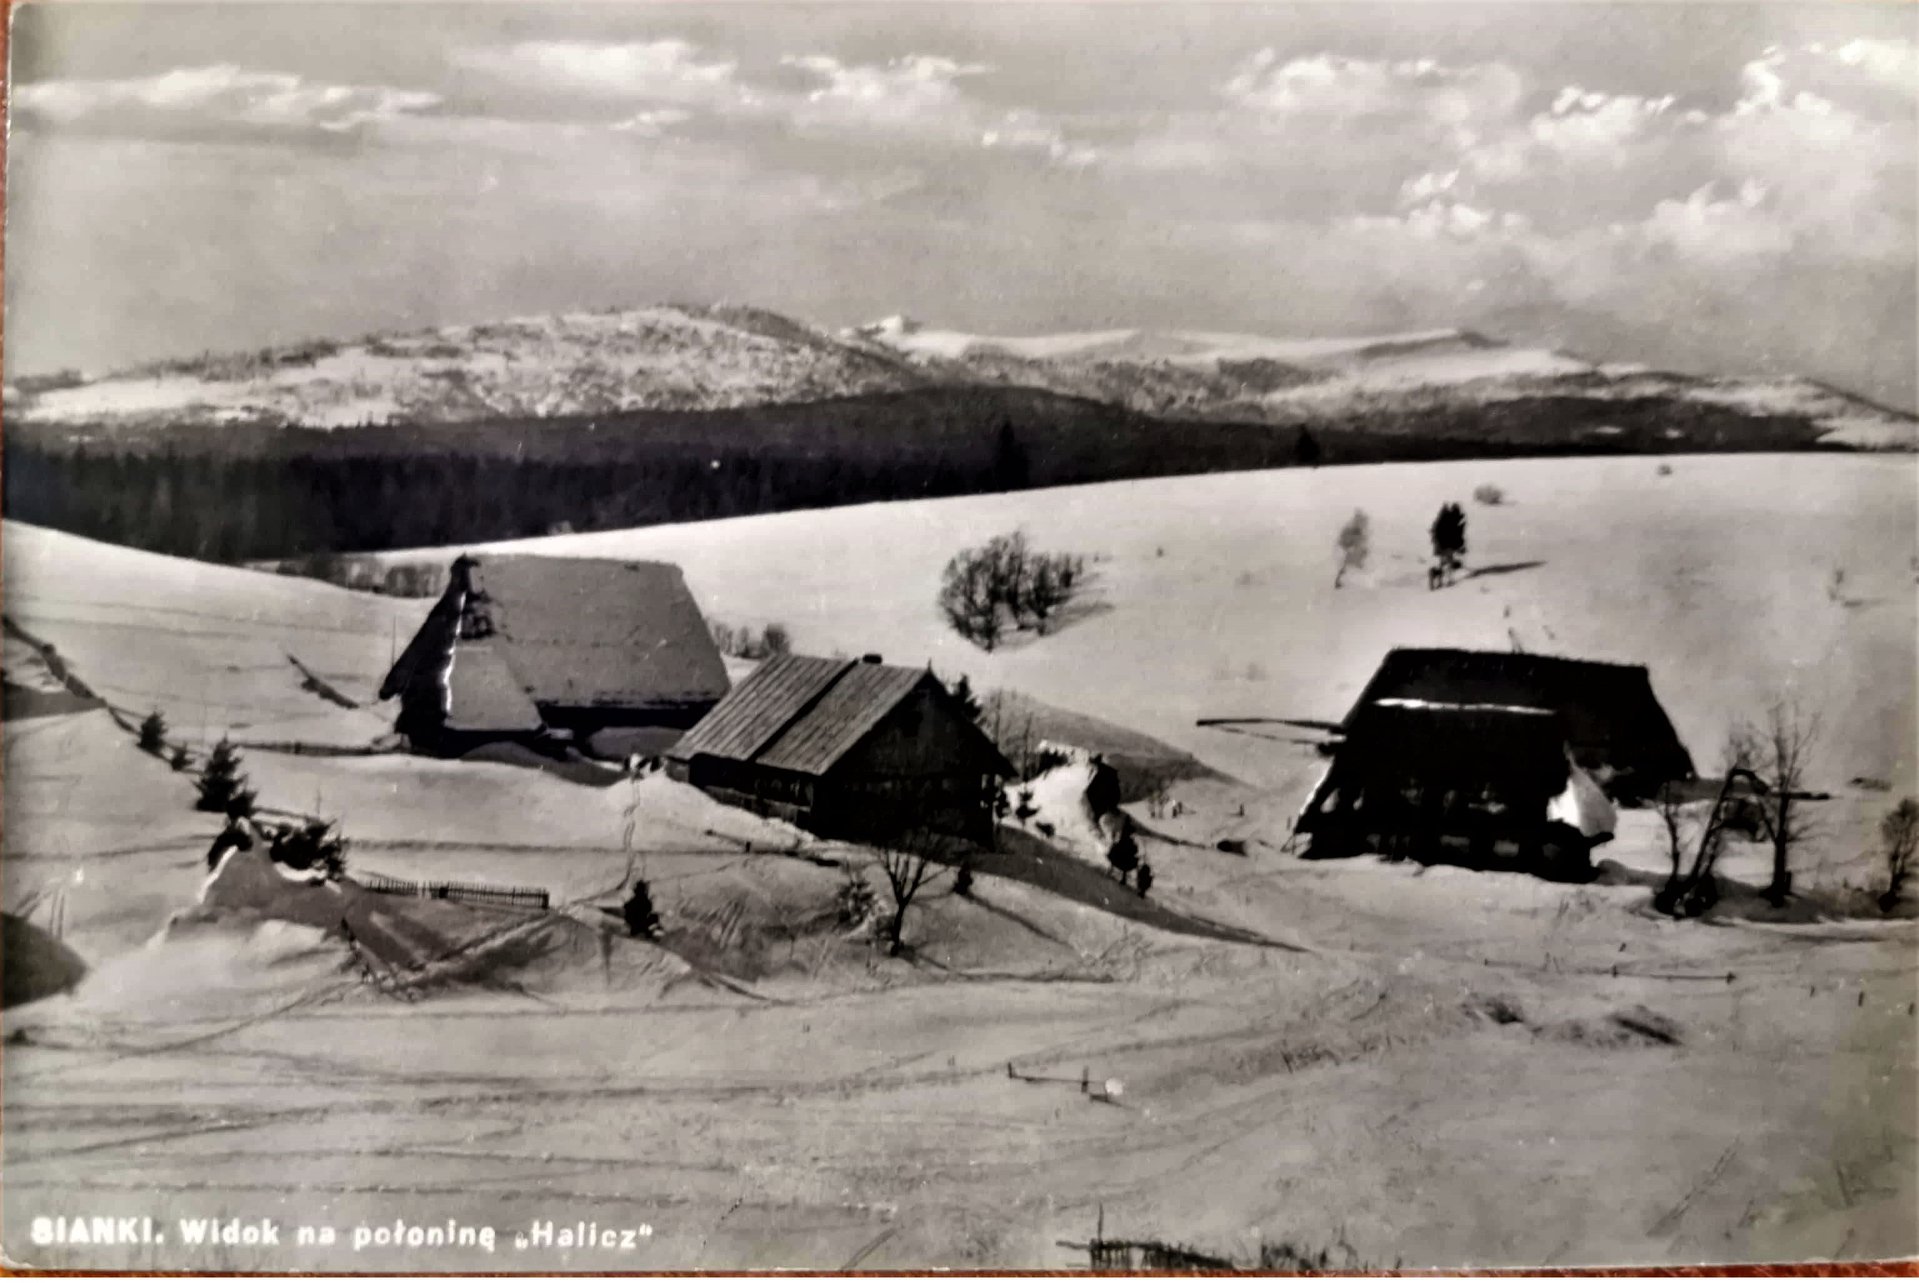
[384,453,1918,798]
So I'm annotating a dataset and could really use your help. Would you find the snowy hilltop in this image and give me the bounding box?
[8,303,1913,449]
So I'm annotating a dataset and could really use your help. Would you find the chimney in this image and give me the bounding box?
[861,653,883,665]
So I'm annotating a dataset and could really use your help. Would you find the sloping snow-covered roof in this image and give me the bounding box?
[671,652,1011,779]
[461,556,728,710]
[1345,647,1694,787]
[378,553,728,731]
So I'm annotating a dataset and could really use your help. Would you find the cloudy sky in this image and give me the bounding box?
[7,2,1916,406]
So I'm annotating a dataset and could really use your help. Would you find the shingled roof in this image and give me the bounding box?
[1343,648,1694,788]
[379,553,728,728]
[670,653,1011,778]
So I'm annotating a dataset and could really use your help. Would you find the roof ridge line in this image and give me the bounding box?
[743,656,861,766]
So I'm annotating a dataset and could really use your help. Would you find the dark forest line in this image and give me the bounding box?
[3,385,1839,562]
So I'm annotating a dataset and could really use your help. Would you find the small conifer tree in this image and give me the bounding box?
[137,709,168,755]
[1429,502,1468,587]
[622,879,662,938]
[195,737,257,817]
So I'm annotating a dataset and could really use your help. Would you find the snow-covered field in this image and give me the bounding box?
[405,453,1918,795]
[3,453,1915,1270]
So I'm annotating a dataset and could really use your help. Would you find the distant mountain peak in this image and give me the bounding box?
[850,314,925,339]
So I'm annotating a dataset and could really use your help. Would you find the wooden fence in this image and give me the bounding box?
[1085,1239,1232,1272]
[358,872,550,912]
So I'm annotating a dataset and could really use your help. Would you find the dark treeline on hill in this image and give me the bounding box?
[4,385,1837,561]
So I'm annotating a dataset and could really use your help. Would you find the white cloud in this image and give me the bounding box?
[1832,37,1919,91]
[14,64,441,139]
[1632,179,1793,264]
[1530,88,1676,155]
[455,40,1087,160]
[1399,169,1460,203]
[610,107,693,137]
[782,53,988,115]
[454,39,747,106]
[980,113,1099,168]
[1737,39,1918,115]
[1223,50,1525,137]
[1348,198,1528,241]
[776,52,1095,165]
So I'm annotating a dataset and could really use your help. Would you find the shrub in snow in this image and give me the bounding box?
[1473,484,1506,506]
[1027,748,1069,779]
[269,819,347,880]
[835,872,878,930]
[938,531,1087,650]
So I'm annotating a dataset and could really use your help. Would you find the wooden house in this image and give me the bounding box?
[666,653,1013,843]
[378,553,729,757]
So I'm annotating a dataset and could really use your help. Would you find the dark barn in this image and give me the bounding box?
[378,553,729,758]
[1341,648,1694,801]
[667,653,1013,843]
[1297,702,1601,872]
[1296,647,1693,874]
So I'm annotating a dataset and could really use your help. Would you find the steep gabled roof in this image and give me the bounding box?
[378,553,728,728]
[755,659,930,775]
[1343,648,1694,785]
[670,654,850,763]
[462,556,728,710]
[671,652,1012,778]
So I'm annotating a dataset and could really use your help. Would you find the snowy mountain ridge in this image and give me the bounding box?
[8,302,1913,448]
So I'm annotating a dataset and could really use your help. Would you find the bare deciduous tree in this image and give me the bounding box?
[1652,781,1694,901]
[863,783,980,956]
[1334,509,1370,589]
[1740,698,1823,906]
[874,825,959,957]
[1880,797,1919,913]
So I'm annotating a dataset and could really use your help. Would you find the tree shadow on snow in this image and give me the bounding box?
[1460,560,1548,582]
[991,596,1114,652]
[1591,857,1906,926]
